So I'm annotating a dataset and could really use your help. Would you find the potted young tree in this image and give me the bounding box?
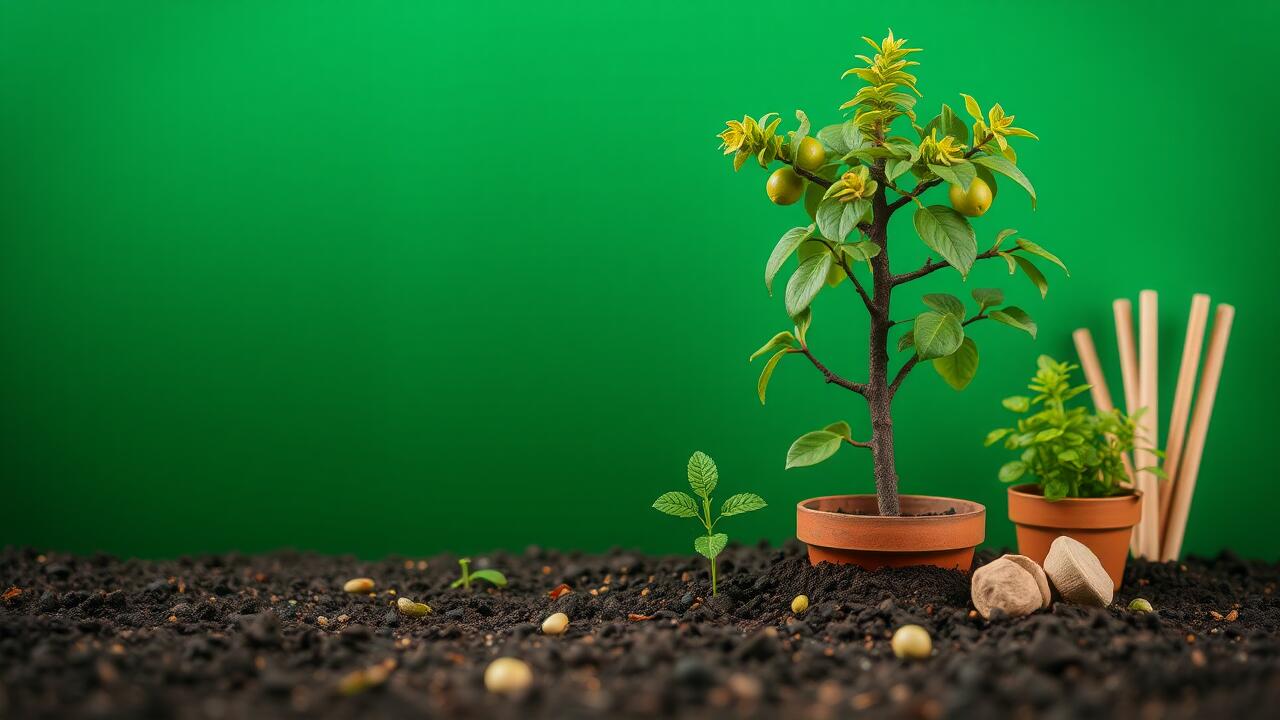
[719,31,1065,570]
[988,356,1158,587]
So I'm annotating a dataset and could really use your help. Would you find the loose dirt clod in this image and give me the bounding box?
[791,594,809,614]
[343,578,374,594]
[971,558,1042,619]
[1044,536,1114,606]
[541,612,569,635]
[891,624,932,660]
[1002,554,1052,608]
[484,657,533,695]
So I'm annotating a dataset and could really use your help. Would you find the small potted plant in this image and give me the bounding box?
[717,30,1065,570]
[988,356,1161,587]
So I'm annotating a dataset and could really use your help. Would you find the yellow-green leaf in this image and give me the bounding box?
[757,349,789,404]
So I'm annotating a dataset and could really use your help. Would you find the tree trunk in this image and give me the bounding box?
[867,163,899,516]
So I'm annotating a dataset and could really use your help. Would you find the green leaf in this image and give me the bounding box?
[785,252,833,316]
[816,122,859,155]
[765,226,814,295]
[1012,255,1049,298]
[985,428,1011,446]
[972,155,1037,209]
[687,451,718,499]
[749,331,796,362]
[971,288,1004,312]
[914,205,976,277]
[998,250,1017,273]
[960,93,983,123]
[791,109,810,159]
[839,240,880,264]
[469,569,508,587]
[1015,238,1068,276]
[926,104,969,146]
[989,306,1037,338]
[816,197,866,243]
[1003,395,1031,412]
[757,349,788,405]
[792,307,811,345]
[694,533,729,560]
[1035,428,1064,442]
[998,461,1026,483]
[785,430,843,469]
[652,491,700,518]
[923,293,966,320]
[994,228,1017,249]
[897,331,915,352]
[885,157,914,181]
[912,311,964,360]
[824,420,852,440]
[928,162,976,192]
[932,337,979,390]
[720,493,767,516]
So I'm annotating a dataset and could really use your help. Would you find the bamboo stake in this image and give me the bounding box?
[1135,291,1160,558]
[1161,304,1234,561]
[1158,294,1211,538]
[1113,299,1140,418]
[1073,328,1142,557]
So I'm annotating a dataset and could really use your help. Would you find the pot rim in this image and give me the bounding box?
[796,493,986,552]
[1007,483,1143,530]
[1007,483,1141,503]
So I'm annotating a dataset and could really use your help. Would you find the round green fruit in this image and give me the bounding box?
[795,137,826,172]
[948,177,993,217]
[766,167,805,206]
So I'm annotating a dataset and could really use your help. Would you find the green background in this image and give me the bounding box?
[3,1,1277,560]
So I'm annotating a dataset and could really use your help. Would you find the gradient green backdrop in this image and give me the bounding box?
[3,1,1278,560]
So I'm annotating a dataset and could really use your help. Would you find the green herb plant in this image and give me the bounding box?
[720,30,1067,516]
[651,451,766,595]
[449,558,508,590]
[986,355,1164,500]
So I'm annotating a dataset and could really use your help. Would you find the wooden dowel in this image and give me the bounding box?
[1158,294,1211,539]
[1073,328,1141,557]
[1135,291,1160,559]
[1113,299,1140,416]
[1161,304,1234,561]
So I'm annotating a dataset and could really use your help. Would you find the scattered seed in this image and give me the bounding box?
[316,616,329,626]
[343,578,374,594]
[627,613,653,622]
[548,583,571,600]
[541,612,569,635]
[484,657,533,695]
[1210,610,1224,621]
[337,660,395,696]
[791,595,810,614]
[396,597,431,617]
[1,587,22,603]
[1128,598,1154,613]
[1226,609,1239,622]
[891,624,932,660]
[640,588,650,597]
[336,614,350,623]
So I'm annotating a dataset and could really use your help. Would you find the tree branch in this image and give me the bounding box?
[846,438,872,449]
[891,246,1020,287]
[889,314,989,397]
[885,133,996,213]
[814,238,874,312]
[776,156,832,188]
[791,346,868,396]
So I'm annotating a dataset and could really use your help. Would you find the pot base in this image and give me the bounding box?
[797,494,986,572]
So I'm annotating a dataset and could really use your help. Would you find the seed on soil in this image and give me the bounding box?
[891,624,932,660]
[791,595,809,614]
[548,583,571,600]
[316,615,329,626]
[1043,536,1114,606]
[337,659,395,696]
[343,578,375,594]
[971,558,1042,620]
[396,597,431,617]
[1002,554,1052,609]
[1128,598,1154,613]
[541,612,569,635]
[484,657,533,695]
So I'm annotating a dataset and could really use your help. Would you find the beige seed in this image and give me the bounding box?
[484,657,533,695]
[343,578,374,594]
[541,612,569,635]
[891,624,932,660]
[1043,536,1113,607]
[396,597,431,617]
[791,595,809,614]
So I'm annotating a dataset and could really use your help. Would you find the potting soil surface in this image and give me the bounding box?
[1,543,1277,719]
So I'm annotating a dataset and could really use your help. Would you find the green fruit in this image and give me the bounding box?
[766,167,805,205]
[974,164,998,200]
[948,177,993,217]
[796,137,826,172]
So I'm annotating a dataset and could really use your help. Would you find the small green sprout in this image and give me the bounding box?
[651,451,767,595]
[450,558,507,590]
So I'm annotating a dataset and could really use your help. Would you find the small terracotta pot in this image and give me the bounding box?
[796,494,986,572]
[1007,484,1140,589]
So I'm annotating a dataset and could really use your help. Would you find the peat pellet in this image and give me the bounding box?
[343,578,374,594]
[1002,554,1052,609]
[891,624,932,660]
[1043,536,1114,607]
[542,612,569,635]
[971,558,1042,620]
[484,657,533,695]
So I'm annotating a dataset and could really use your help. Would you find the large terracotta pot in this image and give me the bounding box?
[796,494,986,571]
[1007,484,1140,588]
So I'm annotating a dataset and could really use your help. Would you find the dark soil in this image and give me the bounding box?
[2,543,1278,719]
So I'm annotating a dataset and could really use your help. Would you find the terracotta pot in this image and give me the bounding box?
[1007,484,1140,588]
[796,494,986,572]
